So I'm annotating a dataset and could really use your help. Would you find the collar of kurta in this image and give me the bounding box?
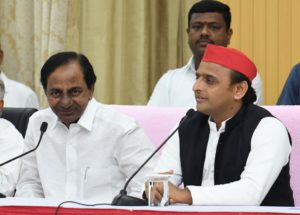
[50,98,97,131]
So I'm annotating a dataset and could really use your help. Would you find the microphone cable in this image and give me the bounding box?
[54,200,111,215]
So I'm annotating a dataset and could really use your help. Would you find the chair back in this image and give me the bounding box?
[1,107,38,137]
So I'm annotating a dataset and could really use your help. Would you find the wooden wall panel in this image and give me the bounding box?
[226,0,241,49]
[265,0,279,104]
[218,0,300,104]
[278,0,291,96]
[291,0,300,66]
[240,0,253,58]
[253,0,266,87]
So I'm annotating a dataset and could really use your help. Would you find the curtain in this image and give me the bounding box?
[2,0,300,106]
[0,0,197,107]
[0,0,69,108]
[67,0,197,105]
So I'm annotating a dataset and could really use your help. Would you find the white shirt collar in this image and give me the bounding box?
[77,98,98,131]
[208,116,231,133]
[186,57,196,73]
[0,72,9,91]
[50,98,98,131]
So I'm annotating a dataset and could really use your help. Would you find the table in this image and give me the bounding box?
[0,198,299,215]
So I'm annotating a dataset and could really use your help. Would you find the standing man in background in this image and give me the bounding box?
[0,41,39,109]
[0,78,24,197]
[148,0,263,108]
[277,63,300,105]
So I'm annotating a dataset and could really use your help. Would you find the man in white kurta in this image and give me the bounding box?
[0,43,39,109]
[16,99,154,202]
[16,51,155,203]
[0,118,24,197]
[0,72,39,109]
[0,78,24,197]
[147,1,263,108]
[155,116,291,205]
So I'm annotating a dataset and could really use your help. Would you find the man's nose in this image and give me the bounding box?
[193,78,203,92]
[193,80,199,92]
[60,94,72,107]
[200,26,210,36]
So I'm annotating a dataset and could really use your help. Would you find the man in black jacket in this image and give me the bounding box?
[146,44,294,206]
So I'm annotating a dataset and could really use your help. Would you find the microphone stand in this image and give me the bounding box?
[0,122,48,198]
[0,122,48,167]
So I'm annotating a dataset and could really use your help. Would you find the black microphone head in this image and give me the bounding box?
[179,109,196,125]
[40,122,48,132]
[186,108,196,118]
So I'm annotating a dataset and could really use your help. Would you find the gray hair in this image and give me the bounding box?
[0,78,5,100]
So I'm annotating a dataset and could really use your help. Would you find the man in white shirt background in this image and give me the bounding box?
[147,0,263,108]
[145,44,293,206]
[0,41,39,109]
[0,78,24,197]
[16,52,155,203]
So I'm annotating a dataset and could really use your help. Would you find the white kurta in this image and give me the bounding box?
[147,57,263,107]
[0,118,24,196]
[156,117,291,205]
[16,99,155,202]
[0,72,39,109]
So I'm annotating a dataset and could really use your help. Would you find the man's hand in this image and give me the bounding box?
[145,180,193,205]
[168,182,193,205]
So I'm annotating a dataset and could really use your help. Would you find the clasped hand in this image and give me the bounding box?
[144,175,193,205]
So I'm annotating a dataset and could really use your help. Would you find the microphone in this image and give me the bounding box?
[0,122,48,167]
[111,109,195,206]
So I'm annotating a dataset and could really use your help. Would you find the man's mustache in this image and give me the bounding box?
[196,39,215,44]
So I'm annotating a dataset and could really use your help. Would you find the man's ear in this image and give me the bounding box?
[0,100,4,112]
[186,27,190,35]
[89,85,95,100]
[0,50,3,65]
[233,81,248,100]
[226,28,233,46]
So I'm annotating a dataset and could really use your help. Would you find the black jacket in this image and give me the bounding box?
[179,104,294,206]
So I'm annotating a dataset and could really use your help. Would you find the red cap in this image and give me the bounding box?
[202,44,257,81]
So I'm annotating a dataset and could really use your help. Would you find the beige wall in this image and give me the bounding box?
[220,0,300,104]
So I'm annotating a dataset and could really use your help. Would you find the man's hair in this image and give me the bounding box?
[40,52,97,90]
[188,0,231,30]
[230,71,257,104]
[0,78,5,100]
